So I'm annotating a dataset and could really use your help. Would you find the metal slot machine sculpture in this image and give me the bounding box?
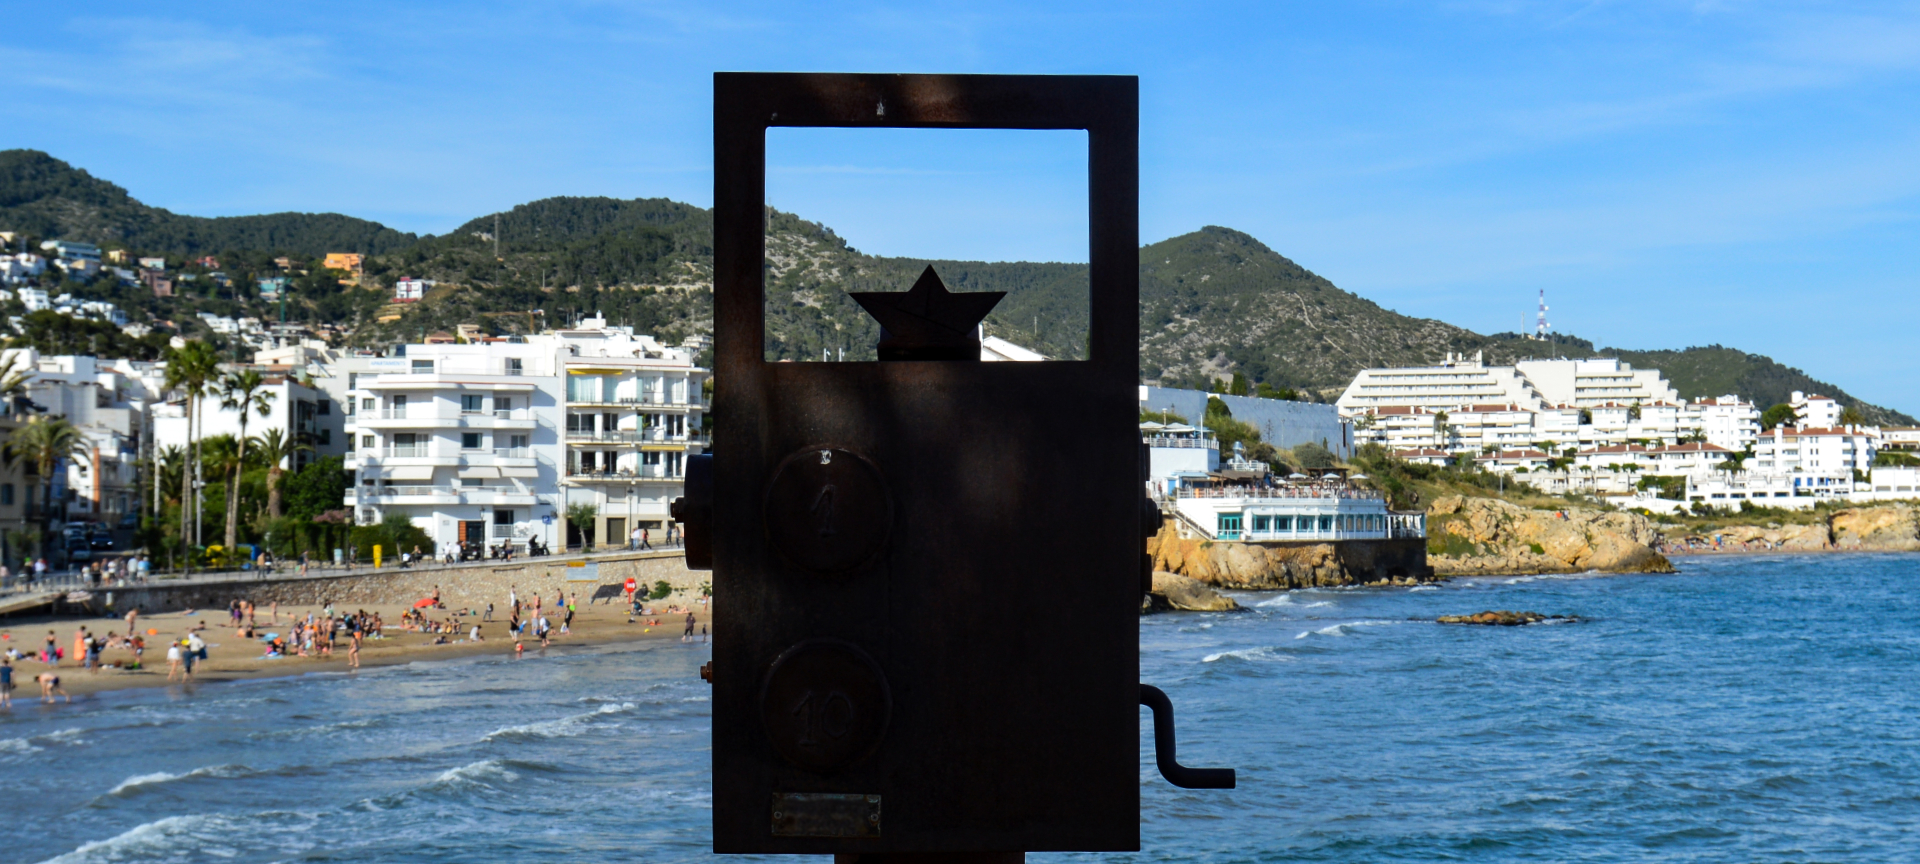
[677,72,1232,860]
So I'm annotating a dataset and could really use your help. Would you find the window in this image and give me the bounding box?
[1318,515,1334,532]
[461,478,484,487]
[494,509,515,525]
[1251,515,1271,532]
[461,394,484,413]
[319,429,332,446]
[506,358,523,376]
[1275,515,1292,532]
[566,414,590,433]
[361,397,375,411]
[317,399,331,415]
[510,434,528,449]
[568,376,601,403]
[411,359,433,372]
[461,433,483,450]
[0,484,12,506]
[667,452,684,476]
[495,396,512,412]
[361,435,375,449]
[1217,512,1242,540]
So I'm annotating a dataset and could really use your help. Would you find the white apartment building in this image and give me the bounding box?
[1513,357,1680,407]
[3,349,167,526]
[153,373,341,469]
[344,342,564,557]
[1344,353,1758,455]
[551,320,708,546]
[1749,425,1877,486]
[1790,391,1842,428]
[341,317,708,556]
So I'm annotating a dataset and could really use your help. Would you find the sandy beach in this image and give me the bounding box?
[0,592,710,700]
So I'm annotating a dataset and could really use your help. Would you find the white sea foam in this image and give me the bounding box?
[105,764,252,796]
[0,736,37,754]
[483,701,637,742]
[36,811,318,864]
[1410,585,1440,592]
[1202,646,1293,663]
[1256,594,1333,609]
[431,758,521,790]
[1299,620,1402,638]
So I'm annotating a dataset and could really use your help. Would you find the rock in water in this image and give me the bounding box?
[1147,571,1241,613]
[1436,610,1575,626]
[1426,495,1675,576]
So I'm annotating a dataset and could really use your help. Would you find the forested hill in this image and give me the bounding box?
[2,151,1908,424]
[0,150,415,257]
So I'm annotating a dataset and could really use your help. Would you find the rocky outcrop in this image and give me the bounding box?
[1144,571,1241,613]
[1427,496,1674,576]
[1701,522,1833,550]
[1831,504,1920,551]
[1149,524,1434,589]
[1437,610,1574,626]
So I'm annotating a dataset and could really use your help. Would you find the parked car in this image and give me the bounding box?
[89,527,113,550]
[66,540,92,562]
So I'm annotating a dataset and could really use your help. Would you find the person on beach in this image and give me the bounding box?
[683,612,696,642]
[301,551,310,576]
[0,658,13,707]
[469,624,483,642]
[84,633,100,674]
[36,671,68,703]
[536,615,551,648]
[629,525,642,551]
[125,607,138,638]
[186,632,205,675]
[166,641,184,681]
[348,627,362,670]
[270,601,279,625]
[514,640,524,658]
[73,628,87,669]
[484,602,494,622]
[432,585,441,608]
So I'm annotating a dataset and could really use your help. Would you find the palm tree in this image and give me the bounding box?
[164,342,219,570]
[254,427,311,519]
[199,435,245,562]
[0,351,34,417]
[1,416,91,557]
[217,369,276,551]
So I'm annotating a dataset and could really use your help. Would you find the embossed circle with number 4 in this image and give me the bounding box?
[763,446,892,576]
[760,639,892,774]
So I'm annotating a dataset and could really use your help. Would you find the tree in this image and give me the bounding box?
[566,502,600,551]
[254,427,311,518]
[217,369,276,550]
[1840,405,1865,426]
[282,456,350,521]
[1292,441,1337,469]
[163,341,220,569]
[1228,372,1249,396]
[1,416,90,556]
[1761,403,1799,430]
[0,351,34,416]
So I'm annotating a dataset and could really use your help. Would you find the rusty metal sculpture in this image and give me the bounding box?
[676,72,1231,859]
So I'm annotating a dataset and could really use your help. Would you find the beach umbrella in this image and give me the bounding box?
[413,598,435,609]
[1350,473,1369,480]
[1288,473,1308,480]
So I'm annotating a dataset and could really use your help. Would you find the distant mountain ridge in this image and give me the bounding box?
[0,150,415,257]
[2,150,1908,425]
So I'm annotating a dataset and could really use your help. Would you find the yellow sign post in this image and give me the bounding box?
[373,544,383,569]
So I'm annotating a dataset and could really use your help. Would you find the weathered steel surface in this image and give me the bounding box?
[711,72,1140,855]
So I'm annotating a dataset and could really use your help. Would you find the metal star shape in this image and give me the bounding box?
[848,266,1005,361]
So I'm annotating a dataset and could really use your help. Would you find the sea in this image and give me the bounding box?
[3,552,1918,863]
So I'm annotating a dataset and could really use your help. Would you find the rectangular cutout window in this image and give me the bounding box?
[763,128,1089,363]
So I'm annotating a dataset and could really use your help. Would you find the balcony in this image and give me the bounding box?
[567,394,707,409]
[565,469,683,483]
[354,409,535,429]
[565,429,647,443]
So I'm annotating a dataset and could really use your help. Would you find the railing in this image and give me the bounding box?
[1144,436,1217,450]
[490,524,520,538]
[364,409,528,422]
[492,447,531,459]
[568,395,704,407]
[367,486,457,497]
[382,444,427,457]
[567,469,680,480]
[1176,486,1385,501]
[565,429,647,443]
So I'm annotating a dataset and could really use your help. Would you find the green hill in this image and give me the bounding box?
[4,152,1907,424]
[0,149,415,257]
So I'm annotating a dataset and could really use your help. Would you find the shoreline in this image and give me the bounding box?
[0,597,709,701]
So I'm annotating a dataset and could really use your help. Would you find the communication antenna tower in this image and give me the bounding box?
[494,214,501,260]
[1534,289,1550,342]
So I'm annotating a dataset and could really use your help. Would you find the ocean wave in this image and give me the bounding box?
[1299,620,1402,638]
[1202,646,1294,664]
[1255,593,1335,609]
[483,702,637,742]
[1410,585,1440,592]
[104,764,255,797]
[36,811,319,864]
[248,717,381,741]
[1,728,87,754]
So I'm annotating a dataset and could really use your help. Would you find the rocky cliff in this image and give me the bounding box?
[1148,525,1433,589]
[1426,495,1675,576]
[1697,504,1920,552]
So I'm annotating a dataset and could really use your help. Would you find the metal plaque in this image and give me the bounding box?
[771,792,882,838]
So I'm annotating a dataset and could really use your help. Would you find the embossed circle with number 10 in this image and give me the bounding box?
[760,639,892,774]
[763,445,892,576]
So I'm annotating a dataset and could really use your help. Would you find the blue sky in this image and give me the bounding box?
[4,2,1918,412]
